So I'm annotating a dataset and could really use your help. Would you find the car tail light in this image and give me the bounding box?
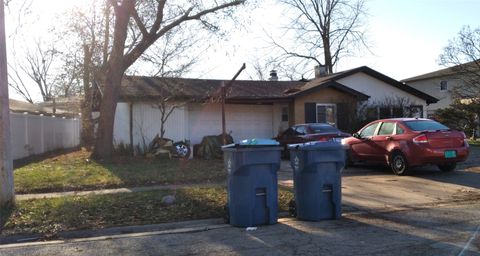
[462,132,469,147]
[413,134,428,144]
[318,137,328,141]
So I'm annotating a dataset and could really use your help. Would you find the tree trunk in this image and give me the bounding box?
[92,72,122,160]
[0,1,14,207]
[81,45,94,148]
[91,0,133,160]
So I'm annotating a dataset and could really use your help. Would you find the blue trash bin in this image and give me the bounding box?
[222,139,282,227]
[289,141,345,221]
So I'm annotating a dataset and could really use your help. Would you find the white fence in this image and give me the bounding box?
[10,112,81,160]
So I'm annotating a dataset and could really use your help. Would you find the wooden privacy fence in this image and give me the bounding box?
[10,112,81,160]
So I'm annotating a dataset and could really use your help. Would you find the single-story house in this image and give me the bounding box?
[112,66,438,148]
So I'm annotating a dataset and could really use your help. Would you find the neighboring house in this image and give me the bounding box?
[112,66,437,149]
[402,65,469,117]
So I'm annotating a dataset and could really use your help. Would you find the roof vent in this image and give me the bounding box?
[269,70,278,81]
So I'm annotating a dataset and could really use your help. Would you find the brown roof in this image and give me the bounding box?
[120,66,436,104]
[120,76,306,102]
[402,61,480,82]
[120,76,370,103]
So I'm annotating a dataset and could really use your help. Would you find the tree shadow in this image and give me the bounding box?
[0,203,14,235]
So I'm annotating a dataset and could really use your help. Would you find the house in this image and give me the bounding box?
[402,62,479,117]
[112,66,438,149]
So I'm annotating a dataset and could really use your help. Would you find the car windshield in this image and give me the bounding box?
[309,124,339,133]
[404,120,450,131]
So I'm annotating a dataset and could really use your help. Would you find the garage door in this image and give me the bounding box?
[188,103,274,145]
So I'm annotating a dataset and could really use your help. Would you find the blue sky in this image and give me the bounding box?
[195,0,480,81]
[5,0,480,101]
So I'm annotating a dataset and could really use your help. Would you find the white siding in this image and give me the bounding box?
[338,73,428,116]
[407,78,461,111]
[188,103,274,145]
[114,102,188,149]
[113,102,130,145]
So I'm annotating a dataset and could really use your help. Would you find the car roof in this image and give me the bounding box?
[375,118,431,123]
[295,123,334,126]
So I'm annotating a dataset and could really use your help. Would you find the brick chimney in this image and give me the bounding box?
[269,70,278,81]
[314,65,327,78]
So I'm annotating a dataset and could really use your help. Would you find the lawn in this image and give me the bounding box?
[469,139,480,146]
[0,187,294,237]
[14,149,226,194]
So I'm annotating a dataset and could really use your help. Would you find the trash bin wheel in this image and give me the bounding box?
[223,204,230,224]
[288,199,297,217]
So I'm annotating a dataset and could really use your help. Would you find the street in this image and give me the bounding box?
[1,151,480,255]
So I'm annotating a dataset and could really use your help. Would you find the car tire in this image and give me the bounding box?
[438,163,456,172]
[345,149,354,168]
[288,199,297,217]
[390,151,409,176]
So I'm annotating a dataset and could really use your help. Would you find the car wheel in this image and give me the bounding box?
[438,163,456,172]
[173,142,191,159]
[390,151,409,176]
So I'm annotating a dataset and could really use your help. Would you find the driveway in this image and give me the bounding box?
[1,147,480,255]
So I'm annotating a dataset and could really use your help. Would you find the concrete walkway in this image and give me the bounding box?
[16,182,225,201]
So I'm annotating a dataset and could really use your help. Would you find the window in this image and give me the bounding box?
[281,107,289,122]
[396,124,404,135]
[440,80,448,91]
[359,123,379,137]
[295,126,307,135]
[316,104,336,126]
[378,122,395,135]
[392,107,404,118]
[404,120,449,131]
[379,107,391,119]
[409,105,423,118]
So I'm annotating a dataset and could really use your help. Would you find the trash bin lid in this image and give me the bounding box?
[221,138,280,149]
[288,141,342,150]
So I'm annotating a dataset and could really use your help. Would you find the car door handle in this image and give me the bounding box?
[386,136,393,141]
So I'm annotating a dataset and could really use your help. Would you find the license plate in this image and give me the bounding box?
[444,150,456,158]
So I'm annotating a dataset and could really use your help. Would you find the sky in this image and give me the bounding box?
[4,0,480,101]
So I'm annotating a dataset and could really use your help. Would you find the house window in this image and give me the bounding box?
[409,105,423,118]
[281,106,289,122]
[440,80,448,91]
[316,104,336,126]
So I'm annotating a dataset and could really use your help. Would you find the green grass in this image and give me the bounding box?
[468,139,480,146]
[14,149,226,194]
[1,187,294,237]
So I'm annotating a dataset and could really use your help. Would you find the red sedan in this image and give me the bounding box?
[342,118,469,175]
[275,123,350,157]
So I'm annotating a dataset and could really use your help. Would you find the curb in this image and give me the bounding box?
[0,218,227,248]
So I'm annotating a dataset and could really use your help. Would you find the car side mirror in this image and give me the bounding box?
[353,133,362,139]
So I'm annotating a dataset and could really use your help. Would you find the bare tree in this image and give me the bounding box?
[439,25,480,100]
[92,0,246,160]
[271,0,369,76]
[7,39,60,102]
